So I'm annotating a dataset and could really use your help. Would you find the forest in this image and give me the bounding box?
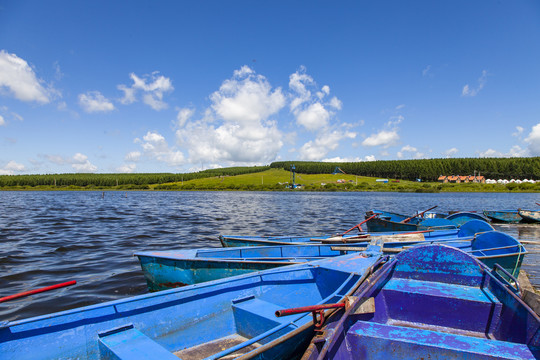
[1,158,538,188]
[270,158,540,181]
[0,166,270,188]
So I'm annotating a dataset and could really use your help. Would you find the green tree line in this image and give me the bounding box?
[0,166,270,187]
[2,158,539,188]
[270,158,540,181]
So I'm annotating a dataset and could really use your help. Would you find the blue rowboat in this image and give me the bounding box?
[219,219,492,248]
[365,209,421,224]
[137,227,525,291]
[364,214,457,233]
[445,211,491,226]
[0,248,384,360]
[483,209,522,223]
[300,244,540,360]
[518,209,540,223]
[135,244,346,291]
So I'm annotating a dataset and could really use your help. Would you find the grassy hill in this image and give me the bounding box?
[151,168,539,192]
[2,167,539,192]
[152,168,391,189]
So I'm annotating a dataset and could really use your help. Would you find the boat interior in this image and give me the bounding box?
[2,261,365,360]
[324,246,540,359]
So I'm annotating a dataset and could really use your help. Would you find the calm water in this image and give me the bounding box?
[1,191,539,321]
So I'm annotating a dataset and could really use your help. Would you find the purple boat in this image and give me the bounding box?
[300,245,540,360]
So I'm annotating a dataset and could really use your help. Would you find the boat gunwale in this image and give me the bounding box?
[3,258,357,330]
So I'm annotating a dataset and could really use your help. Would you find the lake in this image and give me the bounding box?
[0,190,539,321]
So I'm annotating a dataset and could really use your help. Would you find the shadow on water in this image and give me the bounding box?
[0,190,539,321]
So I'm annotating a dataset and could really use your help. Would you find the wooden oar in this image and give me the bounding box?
[519,240,540,245]
[401,206,437,223]
[340,214,377,236]
[312,229,435,243]
[0,280,76,303]
[331,246,403,253]
[312,214,378,242]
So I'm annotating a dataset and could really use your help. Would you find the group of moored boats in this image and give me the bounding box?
[1,209,539,359]
[484,208,540,223]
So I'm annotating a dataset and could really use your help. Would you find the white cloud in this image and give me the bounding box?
[289,67,341,131]
[508,145,527,157]
[478,148,503,157]
[422,65,431,77]
[0,50,52,103]
[176,108,195,127]
[397,145,424,159]
[322,156,375,162]
[71,153,97,172]
[118,72,173,110]
[329,97,342,110]
[513,126,524,137]
[525,123,540,156]
[299,130,356,160]
[364,155,376,161]
[444,147,459,158]
[0,106,24,126]
[362,130,400,148]
[462,70,488,97]
[478,146,528,158]
[296,103,330,131]
[124,151,141,162]
[395,104,405,110]
[137,131,185,166]
[40,153,97,172]
[210,72,285,124]
[176,66,285,165]
[362,115,403,149]
[0,160,25,175]
[78,91,115,113]
[116,163,136,173]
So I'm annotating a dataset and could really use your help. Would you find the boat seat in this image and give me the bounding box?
[381,278,502,333]
[345,321,536,360]
[98,324,178,360]
[232,297,294,340]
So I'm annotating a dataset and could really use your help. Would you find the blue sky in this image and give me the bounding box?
[1,1,539,174]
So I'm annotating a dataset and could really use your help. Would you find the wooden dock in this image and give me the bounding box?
[518,270,540,316]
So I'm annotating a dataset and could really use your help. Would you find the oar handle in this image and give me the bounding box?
[0,280,76,303]
[402,206,438,223]
[341,214,377,235]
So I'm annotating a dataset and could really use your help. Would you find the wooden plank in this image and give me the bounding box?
[522,290,540,316]
[371,233,425,243]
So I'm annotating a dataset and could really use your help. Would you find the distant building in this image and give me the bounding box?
[439,175,486,184]
[468,175,485,183]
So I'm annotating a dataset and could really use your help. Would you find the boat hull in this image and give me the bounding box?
[301,245,540,360]
[139,226,525,291]
[219,219,490,248]
[445,212,490,227]
[518,209,540,223]
[0,252,383,360]
[483,209,522,223]
[365,216,457,233]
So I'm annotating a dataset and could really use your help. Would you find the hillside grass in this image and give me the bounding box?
[2,168,539,192]
[151,168,540,192]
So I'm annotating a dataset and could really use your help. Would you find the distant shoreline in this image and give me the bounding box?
[1,167,539,193]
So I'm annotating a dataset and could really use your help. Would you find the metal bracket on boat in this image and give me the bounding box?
[491,263,520,294]
[275,298,354,329]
